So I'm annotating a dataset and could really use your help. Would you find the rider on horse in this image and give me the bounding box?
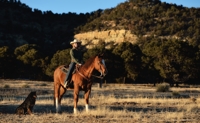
[64,39,85,88]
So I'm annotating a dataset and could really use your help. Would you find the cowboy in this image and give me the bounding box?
[64,39,84,88]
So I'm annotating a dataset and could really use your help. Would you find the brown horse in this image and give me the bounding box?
[53,54,107,113]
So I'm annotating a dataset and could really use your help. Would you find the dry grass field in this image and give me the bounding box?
[0,79,200,123]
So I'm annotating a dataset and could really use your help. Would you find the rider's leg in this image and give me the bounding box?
[64,62,76,88]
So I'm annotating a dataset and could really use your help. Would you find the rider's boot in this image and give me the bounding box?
[64,81,69,88]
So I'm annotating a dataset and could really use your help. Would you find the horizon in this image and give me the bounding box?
[19,0,200,14]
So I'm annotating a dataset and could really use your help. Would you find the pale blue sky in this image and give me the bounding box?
[20,0,200,14]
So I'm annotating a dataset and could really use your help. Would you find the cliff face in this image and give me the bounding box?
[74,29,138,48]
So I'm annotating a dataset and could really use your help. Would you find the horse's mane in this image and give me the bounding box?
[83,55,97,68]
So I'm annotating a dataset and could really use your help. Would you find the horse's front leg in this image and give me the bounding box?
[74,85,79,114]
[84,89,91,112]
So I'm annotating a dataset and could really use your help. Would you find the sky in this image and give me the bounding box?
[19,0,200,14]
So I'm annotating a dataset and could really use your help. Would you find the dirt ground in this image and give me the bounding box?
[0,80,200,123]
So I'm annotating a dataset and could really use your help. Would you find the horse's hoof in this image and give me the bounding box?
[74,108,78,114]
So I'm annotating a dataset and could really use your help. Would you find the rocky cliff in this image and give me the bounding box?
[74,29,138,48]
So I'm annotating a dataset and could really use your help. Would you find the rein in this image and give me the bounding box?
[91,74,104,79]
[76,67,104,82]
[76,69,90,81]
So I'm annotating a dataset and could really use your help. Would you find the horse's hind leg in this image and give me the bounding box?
[84,89,91,112]
[54,83,61,113]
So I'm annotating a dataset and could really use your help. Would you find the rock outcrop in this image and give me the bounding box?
[74,29,138,48]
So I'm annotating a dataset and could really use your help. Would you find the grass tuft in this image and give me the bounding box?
[172,91,180,97]
[156,82,170,92]
[3,84,10,88]
[40,83,47,86]
[22,84,30,88]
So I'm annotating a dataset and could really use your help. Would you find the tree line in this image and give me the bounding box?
[1,38,200,85]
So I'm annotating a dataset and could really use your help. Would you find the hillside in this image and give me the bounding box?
[75,0,200,47]
[0,0,200,49]
[0,0,100,54]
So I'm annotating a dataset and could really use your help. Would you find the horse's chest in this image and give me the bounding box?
[78,80,92,90]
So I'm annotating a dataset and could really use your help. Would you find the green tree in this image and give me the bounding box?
[112,42,142,82]
[45,49,71,77]
[143,38,200,85]
[14,44,45,67]
[0,46,15,78]
[14,44,47,79]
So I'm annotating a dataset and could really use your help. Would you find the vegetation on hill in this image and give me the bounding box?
[0,0,200,85]
[79,0,200,46]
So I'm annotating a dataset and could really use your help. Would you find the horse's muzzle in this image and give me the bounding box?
[100,70,107,77]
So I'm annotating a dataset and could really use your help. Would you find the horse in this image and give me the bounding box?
[53,54,107,113]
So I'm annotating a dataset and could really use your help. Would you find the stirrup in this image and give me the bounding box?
[63,82,68,88]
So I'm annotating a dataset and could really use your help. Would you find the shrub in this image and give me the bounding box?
[4,84,10,88]
[22,84,30,88]
[156,82,170,92]
[115,77,126,83]
[172,91,180,97]
[40,83,47,86]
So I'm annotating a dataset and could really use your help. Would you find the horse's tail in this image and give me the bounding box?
[53,83,55,106]
[53,66,59,107]
[53,68,57,107]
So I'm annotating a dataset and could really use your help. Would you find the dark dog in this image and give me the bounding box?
[15,91,37,115]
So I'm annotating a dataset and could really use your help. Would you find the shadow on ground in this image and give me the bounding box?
[0,102,181,115]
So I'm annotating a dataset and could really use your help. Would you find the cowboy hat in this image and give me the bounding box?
[70,39,81,44]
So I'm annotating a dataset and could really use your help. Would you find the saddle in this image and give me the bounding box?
[60,65,75,88]
[60,64,81,74]
[60,65,69,73]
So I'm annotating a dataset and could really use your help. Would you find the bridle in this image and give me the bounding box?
[91,74,104,79]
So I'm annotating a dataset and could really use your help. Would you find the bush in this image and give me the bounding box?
[4,84,10,88]
[156,82,170,92]
[172,91,180,97]
[22,84,30,88]
[40,83,47,86]
[115,77,126,83]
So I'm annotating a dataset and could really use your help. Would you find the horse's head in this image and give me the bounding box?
[94,54,108,77]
